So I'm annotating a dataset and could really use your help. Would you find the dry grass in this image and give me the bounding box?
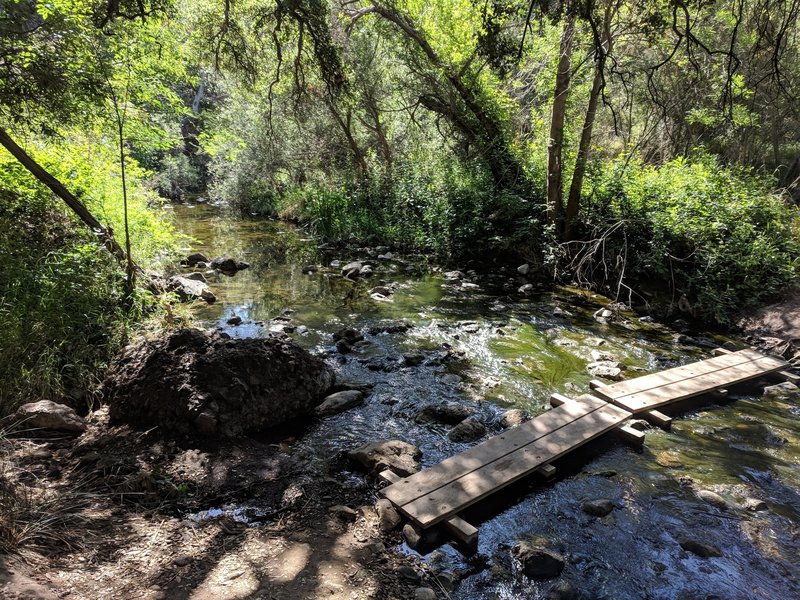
[0,430,92,557]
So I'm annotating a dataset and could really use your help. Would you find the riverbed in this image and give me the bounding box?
[172,202,800,599]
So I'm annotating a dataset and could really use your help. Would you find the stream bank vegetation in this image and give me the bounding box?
[0,5,798,419]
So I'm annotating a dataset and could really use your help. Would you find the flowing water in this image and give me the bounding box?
[171,203,800,600]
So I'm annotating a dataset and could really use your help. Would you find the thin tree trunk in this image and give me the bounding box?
[564,0,616,241]
[547,13,576,239]
[0,127,127,263]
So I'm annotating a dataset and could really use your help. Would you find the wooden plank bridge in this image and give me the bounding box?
[378,349,792,549]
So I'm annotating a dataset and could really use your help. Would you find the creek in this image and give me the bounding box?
[171,202,800,599]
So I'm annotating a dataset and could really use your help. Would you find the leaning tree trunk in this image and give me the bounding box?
[564,0,616,242]
[0,127,128,263]
[547,13,576,239]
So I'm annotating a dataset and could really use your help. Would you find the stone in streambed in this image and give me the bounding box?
[416,402,473,425]
[510,541,565,579]
[448,418,487,442]
[166,275,216,304]
[211,256,249,272]
[348,439,421,476]
[184,271,207,283]
[586,361,624,381]
[696,489,728,509]
[582,498,614,517]
[676,534,722,558]
[185,252,209,266]
[499,409,527,428]
[763,381,800,399]
[315,390,365,416]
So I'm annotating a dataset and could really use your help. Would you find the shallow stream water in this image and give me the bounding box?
[171,203,800,600]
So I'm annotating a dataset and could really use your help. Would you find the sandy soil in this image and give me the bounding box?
[0,409,446,600]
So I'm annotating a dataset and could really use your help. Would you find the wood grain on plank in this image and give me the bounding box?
[614,356,786,413]
[381,399,605,507]
[592,350,769,401]
[399,403,632,528]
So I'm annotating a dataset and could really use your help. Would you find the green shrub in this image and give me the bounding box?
[579,154,800,322]
[0,134,182,414]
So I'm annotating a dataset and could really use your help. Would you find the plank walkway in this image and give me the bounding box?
[379,348,790,547]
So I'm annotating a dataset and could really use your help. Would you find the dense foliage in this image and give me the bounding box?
[1,0,799,410]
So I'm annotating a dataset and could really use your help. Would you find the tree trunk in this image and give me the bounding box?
[0,127,128,263]
[564,0,617,241]
[547,13,576,239]
[326,100,369,178]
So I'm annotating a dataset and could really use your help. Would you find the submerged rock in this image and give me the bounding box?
[348,439,422,476]
[582,498,614,517]
[510,541,565,579]
[333,327,364,344]
[676,534,722,558]
[499,409,527,428]
[13,400,86,433]
[315,390,365,416]
[448,418,487,442]
[696,489,728,509]
[211,255,250,272]
[416,402,473,425]
[105,328,334,436]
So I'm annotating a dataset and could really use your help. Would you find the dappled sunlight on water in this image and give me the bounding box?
[171,203,800,600]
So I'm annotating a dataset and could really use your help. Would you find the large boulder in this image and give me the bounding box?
[13,400,86,433]
[105,328,335,436]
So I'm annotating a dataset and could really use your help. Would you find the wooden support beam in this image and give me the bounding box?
[589,379,606,391]
[379,470,479,547]
[616,425,645,448]
[378,469,402,485]
[536,464,557,479]
[549,393,573,407]
[713,347,798,384]
[640,409,672,430]
[442,515,479,547]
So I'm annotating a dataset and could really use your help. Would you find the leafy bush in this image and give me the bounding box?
[578,154,800,322]
[0,134,182,414]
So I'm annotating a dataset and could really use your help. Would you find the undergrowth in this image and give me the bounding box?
[571,154,800,323]
[0,135,183,415]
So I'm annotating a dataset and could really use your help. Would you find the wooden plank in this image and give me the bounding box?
[593,350,775,401]
[715,347,799,384]
[442,515,479,546]
[381,399,605,508]
[381,469,479,545]
[613,357,787,413]
[398,403,632,528]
